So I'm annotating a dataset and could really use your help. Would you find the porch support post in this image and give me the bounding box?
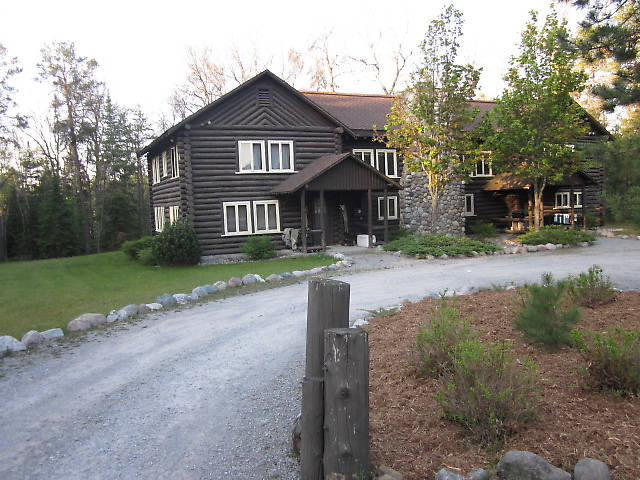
[570,184,575,229]
[367,188,373,248]
[301,188,307,254]
[320,189,326,251]
[528,189,533,230]
[383,188,389,243]
[582,184,587,229]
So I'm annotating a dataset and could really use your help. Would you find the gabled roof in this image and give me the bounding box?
[483,171,597,191]
[138,70,354,156]
[271,153,401,194]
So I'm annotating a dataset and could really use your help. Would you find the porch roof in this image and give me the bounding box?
[483,171,597,191]
[271,153,401,194]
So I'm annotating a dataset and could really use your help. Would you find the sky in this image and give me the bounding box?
[3,0,579,126]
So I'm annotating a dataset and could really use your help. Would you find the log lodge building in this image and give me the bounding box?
[139,70,609,257]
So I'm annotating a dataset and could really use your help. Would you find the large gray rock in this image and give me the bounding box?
[137,304,151,314]
[497,450,571,480]
[119,304,139,320]
[435,468,464,480]
[203,284,217,294]
[228,277,242,288]
[173,293,191,304]
[21,330,45,347]
[146,303,163,311]
[0,336,27,356]
[191,286,208,299]
[67,313,107,331]
[213,281,227,291]
[574,459,611,480]
[292,270,306,277]
[106,310,120,323]
[242,274,257,285]
[254,274,265,283]
[578,241,590,247]
[545,243,557,250]
[40,328,64,341]
[468,469,490,480]
[326,264,339,271]
[156,293,177,308]
[526,245,539,252]
[280,272,293,278]
[265,274,282,282]
[310,267,325,275]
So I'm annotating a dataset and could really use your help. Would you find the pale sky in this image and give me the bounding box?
[3,0,577,126]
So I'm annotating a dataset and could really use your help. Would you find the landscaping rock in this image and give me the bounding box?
[544,243,556,250]
[242,274,257,285]
[435,468,464,480]
[21,330,45,347]
[137,304,151,314]
[468,468,490,480]
[119,304,139,319]
[173,293,191,304]
[526,245,539,252]
[203,284,217,294]
[440,254,448,259]
[333,253,346,260]
[280,272,293,278]
[292,270,306,277]
[40,328,64,341]
[519,246,529,253]
[497,450,571,480]
[106,311,120,323]
[191,286,208,299]
[310,267,324,275]
[213,281,227,290]
[228,277,242,288]
[68,313,107,331]
[536,244,547,250]
[254,274,265,283]
[146,303,163,311]
[555,243,563,249]
[377,465,404,480]
[335,261,345,267]
[326,264,339,271]
[0,336,26,356]
[578,241,590,247]
[156,293,177,308]
[621,234,629,239]
[266,274,281,282]
[574,459,611,480]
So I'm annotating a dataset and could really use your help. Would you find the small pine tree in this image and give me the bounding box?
[152,220,201,266]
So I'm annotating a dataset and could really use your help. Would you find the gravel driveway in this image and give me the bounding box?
[1,238,639,479]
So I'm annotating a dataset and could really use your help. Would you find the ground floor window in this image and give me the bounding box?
[223,200,281,236]
[253,200,280,233]
[464,194,475,216]
[377,196,398,220]
[154,206,165,232]
[223,202,252,236]
[168,205,180,224]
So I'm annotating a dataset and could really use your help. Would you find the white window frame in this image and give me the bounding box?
[154,206,165,232]
[267,140,295,172]
[168,205,180,224]
[222,201,252,236]
[237,140,266,173]
[161,150,168,178]
[253,200,281,234]
[376,149,399,178]
[353,149,375,167]
[470,158,493,177]
[555,190,582,208]
[151,156,161,184]
[464,194,475,216]
[170,146,180,178]
[377,196,398,220]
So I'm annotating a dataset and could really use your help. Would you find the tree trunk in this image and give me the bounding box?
[533,182,543,232]
[0,215,7,262]
[430,188,439,234]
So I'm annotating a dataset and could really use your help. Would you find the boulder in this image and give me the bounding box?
[468,469,490,480]
[21,330,45,347]
[106,310,121,323]
[440,254,448,259]
[0,336,26,356]
[213,281,227,291]
[242,274,257,285]
[254,274,265,283]
[335,261,345,267]
[156,293,177,308]
[435,469,464,480]
[333,253,346,260]
[326,264,339,271]
[137,304,151,314]
[146,303,164,311]
[377,466,403,480]
[578,241,590,247]
[536,244,547,250]
[119,304,139,319]
[526,245,539,252]
[544,243,556,250]
[574,459,611,480]
[280,272,293,278]
[519,246,529,253]
[292,270,306,277]
[191,286,208,299]
[203,284,217,294]
[228,277,242,288]
[497,450,571,480]
[68,313,107,331]
[40,328,64,341]
[266,274,282,282]
[173,293,191,304]
[555,244,563,249]
[310,267,324,275]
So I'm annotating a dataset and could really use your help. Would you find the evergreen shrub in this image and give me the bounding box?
[518,225,595,245]
[121,236,154,260]
[383,233,501,258]
[568,265,617,308]
[152,220,201,266]
[242,236,276,260]
[137,247,157,266]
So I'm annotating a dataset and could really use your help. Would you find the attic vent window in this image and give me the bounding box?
[257,89,271,105]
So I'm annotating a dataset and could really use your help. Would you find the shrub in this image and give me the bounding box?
[137,247,157,266]
[518,225,595,245]
[383,233,501,258]
[568,265,617,308]
[571,328,640,396]
[467,221,498,241]
[389,227,412,241]
[242,236,276,260]
[152,220,201,266]
[437,339,539,445]
[121,236,154,260]
[514,273,582,347]
[416,304,476,376]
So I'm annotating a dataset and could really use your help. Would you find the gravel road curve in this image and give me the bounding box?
[1,238,639,479]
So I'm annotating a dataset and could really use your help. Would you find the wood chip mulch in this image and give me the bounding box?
[368,290,640,480]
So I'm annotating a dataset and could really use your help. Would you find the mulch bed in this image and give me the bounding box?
[368,290,640,479]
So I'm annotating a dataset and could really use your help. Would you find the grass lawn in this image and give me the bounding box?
[0,251,334,339]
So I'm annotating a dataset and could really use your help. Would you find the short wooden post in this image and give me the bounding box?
[367,188,373,248]
[301,279,351,480]
[323,328,370,480]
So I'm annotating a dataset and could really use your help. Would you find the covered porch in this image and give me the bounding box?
[272,153,401,253]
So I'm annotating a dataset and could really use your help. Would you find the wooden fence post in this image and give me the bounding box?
[323,328,370,480]
[301,278,351,480]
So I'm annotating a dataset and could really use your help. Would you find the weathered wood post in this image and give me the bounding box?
[301,278,350,480]
[324,328,370,480]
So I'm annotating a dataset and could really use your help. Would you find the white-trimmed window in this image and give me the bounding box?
[555,191,582,208]
[353,149,375,167]
[168,205,180,224]
[376,149,399,178]
[223,201,252,236]
[170,146,180,178]
[152,156,161,184]
[253,200,281,233]
[464,194,475,216]
[238,140,266,173]
[154,206,165,232]
[268,141,294,172]
[471,158,493,177]
[161,150,168,178]
[377,196,398,220]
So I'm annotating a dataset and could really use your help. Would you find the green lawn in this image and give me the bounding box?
[0,252,334,339]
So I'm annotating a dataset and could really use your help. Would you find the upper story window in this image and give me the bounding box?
[268,141,294,172]
[170,146,180,178]
[470,158,493,177]
[353,149,374,167]
[238,141,266,173]
[555,191,582,208]
[376,149,399,178]
[162,150,168,178]
[152,156,161,184]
